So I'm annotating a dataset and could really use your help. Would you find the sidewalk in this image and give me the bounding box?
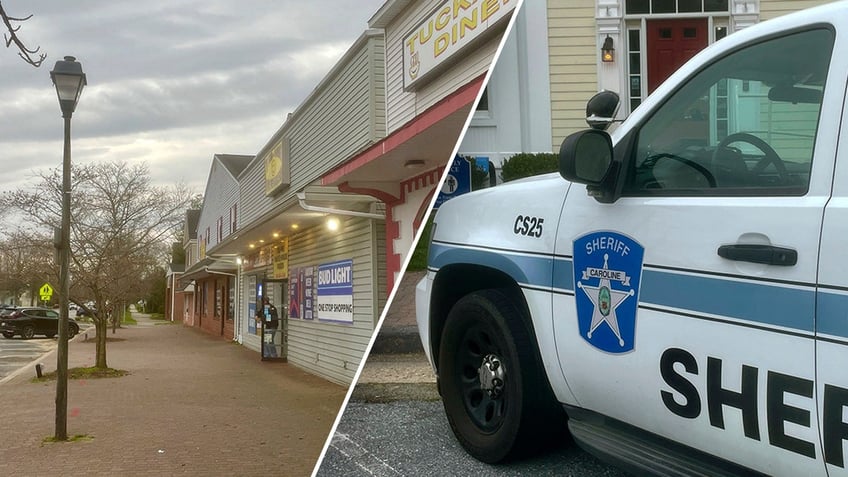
[0,313,345,477]
[352,270,439,402]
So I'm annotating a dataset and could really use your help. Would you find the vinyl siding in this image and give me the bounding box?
[197,160,239,251]
[238,34,386,228]
[547,0,597,149]
[286,216,386,385]
[760,0,833,21]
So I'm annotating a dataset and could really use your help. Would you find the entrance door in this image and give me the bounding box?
[260,279,288,361]
[646,19,708,93]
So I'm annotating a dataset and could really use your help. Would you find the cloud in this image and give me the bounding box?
[0,0,385,196]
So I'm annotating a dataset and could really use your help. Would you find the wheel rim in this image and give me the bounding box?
[456,322,508,433]
[22,326,34,339]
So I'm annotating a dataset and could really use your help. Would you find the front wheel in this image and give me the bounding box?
[68,325,78,338]
[438,289,565,463]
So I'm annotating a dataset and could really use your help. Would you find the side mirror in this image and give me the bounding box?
[585,90,621,131]
[559,129,618,203]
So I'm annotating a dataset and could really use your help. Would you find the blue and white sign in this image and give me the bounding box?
[434,155,471,208]
[573,231,644,353]
[317,259,354,324]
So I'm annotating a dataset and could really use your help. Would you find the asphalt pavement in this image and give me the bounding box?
[318,270,629,477]
[317,400,628,477]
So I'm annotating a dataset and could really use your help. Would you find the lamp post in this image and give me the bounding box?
[50,55,86,441]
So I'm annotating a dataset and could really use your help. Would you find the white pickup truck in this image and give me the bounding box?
[415,2,848,475]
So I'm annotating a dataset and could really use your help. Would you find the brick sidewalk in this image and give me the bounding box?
[0,314,345,477]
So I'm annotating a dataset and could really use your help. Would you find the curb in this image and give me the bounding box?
[370,326,424,354]
[351,382,441,403]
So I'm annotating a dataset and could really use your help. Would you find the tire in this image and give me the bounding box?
[21,325,35,340]
[68,324,78,338]
[1,331,14,339]
[438,289,565,463]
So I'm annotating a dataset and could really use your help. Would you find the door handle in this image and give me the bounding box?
[717,244,797,266]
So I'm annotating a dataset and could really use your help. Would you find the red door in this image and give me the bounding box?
[646,19,708,93]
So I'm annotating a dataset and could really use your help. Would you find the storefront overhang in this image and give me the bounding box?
[320,75,484,194]
[209,186,383,258]
[179,256,238,287]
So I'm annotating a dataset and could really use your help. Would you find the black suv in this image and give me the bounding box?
[0,307,80,339]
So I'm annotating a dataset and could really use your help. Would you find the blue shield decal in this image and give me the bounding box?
[573,231,644,353]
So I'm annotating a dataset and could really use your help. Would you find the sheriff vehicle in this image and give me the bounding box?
[415,2,848,475]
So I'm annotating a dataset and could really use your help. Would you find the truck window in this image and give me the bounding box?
[624,28,834,195]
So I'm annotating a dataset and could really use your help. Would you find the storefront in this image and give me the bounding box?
[189,30,389,385]
[177,0,517,385]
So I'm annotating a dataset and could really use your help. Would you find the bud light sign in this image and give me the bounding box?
[317,259,354,324]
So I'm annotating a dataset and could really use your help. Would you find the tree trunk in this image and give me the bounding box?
[95,318,108,369]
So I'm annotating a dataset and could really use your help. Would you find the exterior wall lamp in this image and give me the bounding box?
[601,36,615,63]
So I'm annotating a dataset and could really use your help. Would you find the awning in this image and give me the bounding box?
[208,186,382,258]
[179,257,238,287]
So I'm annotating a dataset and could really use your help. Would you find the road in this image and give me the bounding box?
[0,336,57,381]
[316,400,629,477]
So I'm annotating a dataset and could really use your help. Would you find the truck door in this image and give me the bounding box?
[553,28,837,475]
[816,72,848,476]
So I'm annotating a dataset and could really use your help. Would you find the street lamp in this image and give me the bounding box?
[50,55,86,441]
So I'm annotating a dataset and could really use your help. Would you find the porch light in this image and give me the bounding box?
[326,217,340,232]
[601,36,614,63]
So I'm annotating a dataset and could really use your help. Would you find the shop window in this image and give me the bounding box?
[679,0,701,13]
[201,282,208,316]
[227,279,235,321]
[628,29,643,112]
[215,285,222,319]
[476,87,489,112]
[704,0,729,12]
[652,0,675,14]
[626,0,729,14]
[627,0,649,14]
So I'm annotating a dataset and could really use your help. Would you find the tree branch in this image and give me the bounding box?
[0,1,45,67]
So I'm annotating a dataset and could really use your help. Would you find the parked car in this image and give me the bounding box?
[0,305,17,319]
[75,305,96,318]
[0,307,80,339]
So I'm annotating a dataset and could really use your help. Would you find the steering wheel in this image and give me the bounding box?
[645,153,716,188]
[714,132,787,184]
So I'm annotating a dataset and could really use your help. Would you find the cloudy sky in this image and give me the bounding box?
[0,0,386,193]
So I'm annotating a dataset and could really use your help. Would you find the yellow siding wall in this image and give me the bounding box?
[760,0,835,21]
[547,0,598,150]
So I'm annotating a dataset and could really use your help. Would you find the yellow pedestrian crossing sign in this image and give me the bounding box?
[39,283,54,301]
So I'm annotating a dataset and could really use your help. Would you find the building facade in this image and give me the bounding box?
[177,0,516,385]
[547,0,835,148]
[457,0,553,180]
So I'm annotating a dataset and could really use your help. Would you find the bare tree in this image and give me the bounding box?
[3,161,192,368]
[0,1,45,67]
[0,231,54,305]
